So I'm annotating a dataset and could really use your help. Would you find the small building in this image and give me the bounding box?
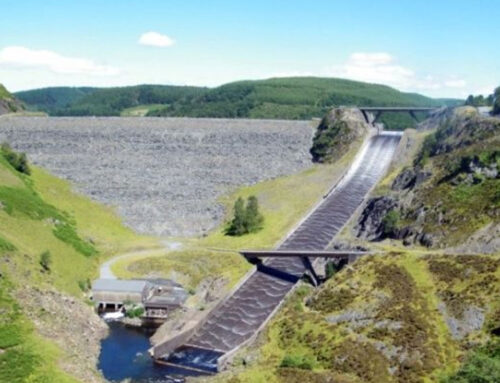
[144,280,189,321]
[91,278,188,320]
[92,279,149,311]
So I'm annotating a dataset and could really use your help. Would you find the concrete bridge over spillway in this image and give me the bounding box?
[152,131,402,373]
[359,106,437,125]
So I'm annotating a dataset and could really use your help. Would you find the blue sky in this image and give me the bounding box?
[0,0,499,97]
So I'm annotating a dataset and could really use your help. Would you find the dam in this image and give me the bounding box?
[154,131,402,372]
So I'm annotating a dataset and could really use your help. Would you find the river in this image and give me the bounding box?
[98,322,202,382]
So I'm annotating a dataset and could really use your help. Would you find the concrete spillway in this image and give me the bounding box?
[159,132,402,371]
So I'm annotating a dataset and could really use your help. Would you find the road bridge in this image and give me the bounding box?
[152,132,402,373]
[359,107,438,125]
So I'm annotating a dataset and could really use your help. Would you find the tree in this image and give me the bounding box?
[226,197,247,236]
[245,195,264,233]
[225,196,264,236]
[39,250,52,272]
[494,86,500,115]
[465,95,474,106]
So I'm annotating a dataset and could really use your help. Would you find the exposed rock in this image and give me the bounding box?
[0,84,24,115]
[356,196,397,240]
[438,302,485,340]
[310,107,370,163]
[14,287,108,382]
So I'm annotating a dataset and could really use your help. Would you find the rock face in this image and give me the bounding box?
[14,287,108,383]
[355,107,500,251]
[310,108,369,163]
[0,84,24,115]
[356,196,397,241]
[0,117,315,236]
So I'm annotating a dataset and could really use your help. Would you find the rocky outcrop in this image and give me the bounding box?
[310,108,370,163]
[355,106,499,251]
[14,287,108,383]
[356,196,397,241]
[0,84,24,115]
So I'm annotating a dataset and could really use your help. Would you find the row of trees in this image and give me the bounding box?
[464,94,494,107]
[465,86,500,114]
[226,196,264,236]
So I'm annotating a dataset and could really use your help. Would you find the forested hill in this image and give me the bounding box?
[16,77,462,128]
[15,84,207,116]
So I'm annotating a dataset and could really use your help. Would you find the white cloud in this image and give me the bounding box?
[329,52,417,89]
[444,79,466,88]
[327,52,469,97]
[138,32,175,47]
[0,46,119,76]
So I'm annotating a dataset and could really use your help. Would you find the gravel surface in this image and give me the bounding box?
[0,117,315,236]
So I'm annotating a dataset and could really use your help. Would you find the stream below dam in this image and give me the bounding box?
[98,321,204,382]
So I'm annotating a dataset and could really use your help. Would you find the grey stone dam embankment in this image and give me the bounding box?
[156,132,402,372]
[0,117,314,236]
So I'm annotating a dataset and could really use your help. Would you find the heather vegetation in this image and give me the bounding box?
[225,253,500,383]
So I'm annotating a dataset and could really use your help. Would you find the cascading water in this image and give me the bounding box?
[159,131,402,372]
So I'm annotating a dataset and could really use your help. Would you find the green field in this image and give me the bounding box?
[120,104,166,116]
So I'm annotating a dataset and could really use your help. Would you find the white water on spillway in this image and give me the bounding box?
[163,132,402,370]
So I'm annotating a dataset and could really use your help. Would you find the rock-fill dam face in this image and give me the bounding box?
[0,117,314,237]
[158,132,402,372]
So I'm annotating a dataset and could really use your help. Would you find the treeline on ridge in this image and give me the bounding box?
[15,77,461,129]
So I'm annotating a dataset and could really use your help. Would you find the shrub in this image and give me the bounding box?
[77,279,91,292]
[1,142,31,175]
[39,251,52,272]
[225,195,264,236]
[382,209,400,235]
[442,340,500,382]
[280,354,315,370]
[125,306,144,318]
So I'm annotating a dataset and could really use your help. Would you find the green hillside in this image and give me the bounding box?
[16,84,207,116]
[15,77,456,129]
[15,87,97,115]
[0,145,158,382]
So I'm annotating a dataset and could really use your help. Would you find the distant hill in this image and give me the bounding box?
[0,84,25,115]
[16,77,460,129]
[16,84,207,116]
[15,86,97,115]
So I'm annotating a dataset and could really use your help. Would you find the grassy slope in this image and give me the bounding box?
[111,139,364,290]
[219,253,499,383]
[0,154,157,381]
